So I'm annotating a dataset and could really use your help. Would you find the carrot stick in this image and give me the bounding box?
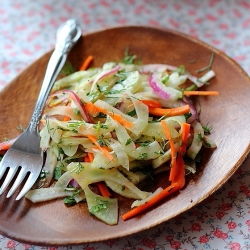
[174,154,185,188]
[84,102,134,129]
[87,152,94,162]
[87,135,114,161]
[0,138,17,151]
[148,105,190,117]
[86,149,111,197]
[96,182,111,197]
[160,120,176,182]
[141,100,161,108]
[63,116,71,121]
[179,123,190,154]
[84,156,90,162]
[183,91,218,96]
[122,184,180,221]
[80,55,94,71]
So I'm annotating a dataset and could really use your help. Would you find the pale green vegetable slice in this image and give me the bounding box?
[67,162,149,200]
[84,185,118,225]
[187,121,204,159]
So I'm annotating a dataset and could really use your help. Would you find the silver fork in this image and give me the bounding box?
[0,19,82,200]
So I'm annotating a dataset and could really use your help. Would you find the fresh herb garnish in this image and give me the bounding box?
[90,198,109,213]
[54,162,64,180]
[198,133,211,147]
[16,124,25,132]
[60,61,75,76]
[202,123,213,135]
[93,121,108,132]
[127,109,136,117]
[138,152,147,160]
[196,52,214,73]
[122,47,137,65]
[125,138,132,146]
[63,189,83,206]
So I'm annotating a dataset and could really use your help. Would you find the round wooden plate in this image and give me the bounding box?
[0,26,250,246]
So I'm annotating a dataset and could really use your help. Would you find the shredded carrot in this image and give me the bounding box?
[160,120,176,182]
[86,148,111,197]
[84,156,90,162]
[174,154,185,188]
[179,123,190,154]
[148,105,190,117]
[141,100,161,108]
[87,135,114,161]
[80,55,94,71]
[84,102,134,129]
[87,152,94,162]
[63,116,71,121]
[0,138,17,151]
[96,182,111,197]
[122,122,191,221]
[183,91,218,96]
[122,184,180,221]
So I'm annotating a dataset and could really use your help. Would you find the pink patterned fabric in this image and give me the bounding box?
[0,0,250,249]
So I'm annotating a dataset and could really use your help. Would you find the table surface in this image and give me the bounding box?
[0,0,250,249]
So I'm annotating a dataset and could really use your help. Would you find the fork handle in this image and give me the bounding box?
[28,19,82,133]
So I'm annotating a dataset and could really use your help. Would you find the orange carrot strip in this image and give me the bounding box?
[63,116,71,121]
[122,184,180,221]
[0,138,17,151]
[84,102,134,129]
[84,156,90,162]
[80,55,94,71]
[87,135,114,161]
[87,152,94,162]
[183,91,218,96]
[174,154,185,189]
[160,120,177,182]
[141,100,161,108]
[179,123,190,154]
[96,182,111,197]
[148,105,190,117]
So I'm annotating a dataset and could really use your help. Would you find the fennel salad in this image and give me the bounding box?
[1,52,218,225]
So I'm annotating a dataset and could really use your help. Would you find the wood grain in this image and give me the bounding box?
[0,26,250,246]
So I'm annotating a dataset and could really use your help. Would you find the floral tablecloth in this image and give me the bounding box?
[0,0,250,249]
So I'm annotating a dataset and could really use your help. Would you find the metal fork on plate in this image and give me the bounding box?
[0,19,82,200]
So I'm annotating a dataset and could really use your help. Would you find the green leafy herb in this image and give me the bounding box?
[74,109,81,115]
[127,109,136,117]
[54,162,64,180]
[173,65,187,75]
[60,61,75,76]
[93,121,108,132]
[154,151,164,155]
[125,138,132,146]
[198,133,211,147]
[90,198,109,213]
[138,140,151,147]
[162,75,170,84]
[73,163,84,174]
[196,52,214,73]
[16,124,25,132]
[57,126,70,131]
[63,189,83,206]
[39,169,49,180]
[95,112,107,118]
[202,123,213,135]
[138,152,147,160]
[97,135,108,147]
[122,47,137,65]
[184,112,192,120]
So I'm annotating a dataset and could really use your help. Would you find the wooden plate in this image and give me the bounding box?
[0,26,250,246]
